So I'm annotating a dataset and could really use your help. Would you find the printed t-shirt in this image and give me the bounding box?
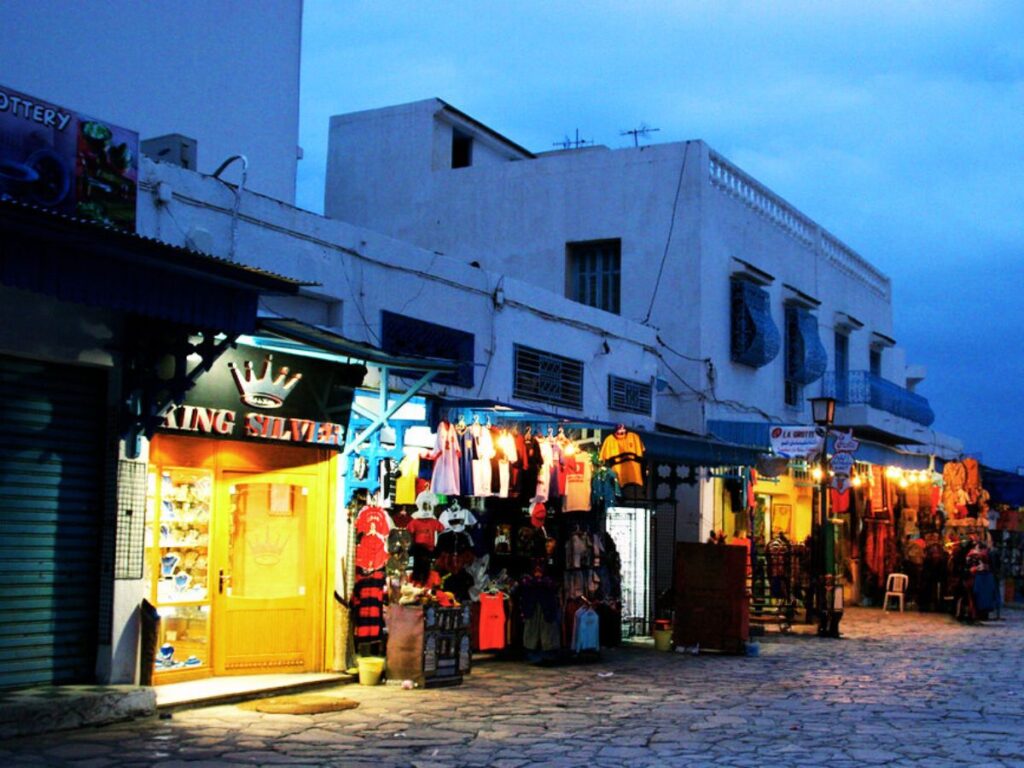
[408,516,444,549]
[439,505,478,532]
[355,534,388,572]
[599,431,645,487]
[355,506,391,537]
[563,453,593,512]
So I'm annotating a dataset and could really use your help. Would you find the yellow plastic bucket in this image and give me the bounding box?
[357,656,385,686]
[653,628,673,652]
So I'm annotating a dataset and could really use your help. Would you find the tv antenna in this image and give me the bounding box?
[553,129,593,150]
[621,123,660,147]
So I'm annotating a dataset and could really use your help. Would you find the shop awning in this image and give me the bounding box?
[435,397,603,427]
[437,398,760,467]
[0,197,306,333]
[254,318,463,458]
[640,429,763,468]
[982,465,1024,506]
[709,419,930,470]
[256,317,462,373]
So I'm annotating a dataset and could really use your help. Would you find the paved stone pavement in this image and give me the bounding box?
[2,607,1023,767]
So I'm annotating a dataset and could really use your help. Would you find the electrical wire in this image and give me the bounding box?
[643,141,690,325]
[474,275,504,397]
[656,333,710,364]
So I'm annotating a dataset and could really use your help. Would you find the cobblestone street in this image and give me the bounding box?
[2,607,1022,767]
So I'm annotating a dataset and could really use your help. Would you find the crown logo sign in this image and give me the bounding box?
[246,524,290,566]
[228,354,302,409]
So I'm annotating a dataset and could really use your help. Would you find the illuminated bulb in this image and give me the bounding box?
[898,477,909,489]
[811,467,824,481]
[886,466,901,479]
[851,475,863,488]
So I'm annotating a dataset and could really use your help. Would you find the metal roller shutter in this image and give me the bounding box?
[0,355,107,688]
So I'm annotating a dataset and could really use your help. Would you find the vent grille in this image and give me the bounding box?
[513,344,583,410]
[608,375,652,415]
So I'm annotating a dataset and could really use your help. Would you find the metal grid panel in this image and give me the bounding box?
[608,374,652,415]
[513,344,583,410]
[114,460,148,579]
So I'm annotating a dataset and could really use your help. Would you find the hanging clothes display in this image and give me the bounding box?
[472,422,495,498]
[352,569,387,640]
[599,428,645,488]
[395,451,421,505]
[571,604,600,653]
[429,420,462,496]
[478,592,507,651]
[456,422,476,497]
[563,452,593,512]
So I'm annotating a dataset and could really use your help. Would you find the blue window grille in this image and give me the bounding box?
[730,279,780,368]
[785,304,827,406]
[380,311,475,388]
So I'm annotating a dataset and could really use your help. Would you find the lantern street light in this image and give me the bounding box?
[809,396,842,638]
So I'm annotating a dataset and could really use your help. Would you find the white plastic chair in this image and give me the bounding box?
[883,573,909,613]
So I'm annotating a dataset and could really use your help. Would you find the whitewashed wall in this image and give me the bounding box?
[138,158,661,429]
[322,102,959,451]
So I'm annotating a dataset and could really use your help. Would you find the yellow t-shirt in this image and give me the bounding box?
[395,451,420,505]
[599,431,645,487]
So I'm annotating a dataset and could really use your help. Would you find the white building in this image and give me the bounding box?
[324,98,961,459]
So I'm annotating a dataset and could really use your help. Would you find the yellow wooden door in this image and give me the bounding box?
[212,471,324,675]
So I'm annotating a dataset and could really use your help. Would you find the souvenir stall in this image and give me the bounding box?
[340,401,640,684]
[709,450,994,623]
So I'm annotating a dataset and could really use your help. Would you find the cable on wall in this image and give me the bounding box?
[643,141,690,325]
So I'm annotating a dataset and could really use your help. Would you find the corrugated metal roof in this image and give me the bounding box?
[0,196,310,291]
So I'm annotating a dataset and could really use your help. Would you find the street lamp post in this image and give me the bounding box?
[809,396,842,638]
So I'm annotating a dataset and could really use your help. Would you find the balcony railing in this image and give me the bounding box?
[822,370,935,427]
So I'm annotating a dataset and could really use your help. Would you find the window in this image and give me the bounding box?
[834,332,849,402]
[567,239,621,314]
[513,344,583,410]
[785,304,827,407]
[730,278,780,368]
[870,348,882,378]
[380,311,475,388]
[452,129,473,169]
[608,375,652,415]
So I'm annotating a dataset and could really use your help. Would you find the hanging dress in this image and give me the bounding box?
[429,420,461,496]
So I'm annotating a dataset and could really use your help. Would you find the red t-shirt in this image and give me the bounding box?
[408,517,444,549]
[355,534,387,572]
[355,506,391,537]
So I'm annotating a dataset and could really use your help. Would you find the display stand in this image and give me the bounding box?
[384,604,471,687]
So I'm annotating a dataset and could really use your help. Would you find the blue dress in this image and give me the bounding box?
[457,427,475,497]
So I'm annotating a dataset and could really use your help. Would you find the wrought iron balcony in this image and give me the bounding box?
[822,370,935,427]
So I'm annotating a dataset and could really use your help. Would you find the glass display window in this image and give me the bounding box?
[145,465,213,680]
[155,467,212,604]
[155,605,210,672]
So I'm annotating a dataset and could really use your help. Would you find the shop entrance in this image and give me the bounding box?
[146,436,332,682]
[212,470,324,675]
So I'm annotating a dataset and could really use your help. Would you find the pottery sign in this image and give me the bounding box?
[0,83,138,230]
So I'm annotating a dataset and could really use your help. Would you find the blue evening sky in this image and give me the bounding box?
[297,1,1024,470]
